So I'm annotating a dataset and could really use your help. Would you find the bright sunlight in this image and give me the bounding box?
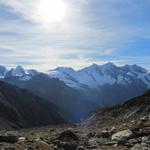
[37,0,67,23]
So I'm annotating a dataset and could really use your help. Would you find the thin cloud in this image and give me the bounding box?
[0,0,150,70]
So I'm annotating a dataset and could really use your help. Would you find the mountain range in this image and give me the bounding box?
[48,63,150,89]
[47,63,150,106]
[0,63,150,122]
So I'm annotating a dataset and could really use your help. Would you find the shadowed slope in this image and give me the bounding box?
[0,81,66,130]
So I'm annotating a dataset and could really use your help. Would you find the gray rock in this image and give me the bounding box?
[142,136,149,143]
[86,138,98,149]
[18,137,26,141]
[57,130,79,141]
[112,129,134,141]
[131,144,150,150]
[125,138,140,147]
[97,138,111,145]
[52,130,79,150]
[105,140,118,146]
[0,136,18,143]
[77,146,85,150]
[58,141,78,150]
[100,130,111,138]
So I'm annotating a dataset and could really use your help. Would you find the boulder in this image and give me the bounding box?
[125,138,140,147]
[76,146,85,150]
[105,140,118,146]
[141,136,149,143]
[87,138,98,147]
[52,130,79,150]
[112,129,134,141]
[131,144,150,150]
[57,141,78,150]
[18,137,26,141]
[100,130,111,138]
[0,136,18,143]
[97,138,111,145]
[57,130,79,141]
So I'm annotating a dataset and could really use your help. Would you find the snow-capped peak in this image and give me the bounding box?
[102,62,116,68]
[78,63,100,73]
[53,67,76,74]
[10,66,26,77]
[4,66,38,81]
[47,63,150,89]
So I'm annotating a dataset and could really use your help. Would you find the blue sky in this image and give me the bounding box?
[0,0,150,70]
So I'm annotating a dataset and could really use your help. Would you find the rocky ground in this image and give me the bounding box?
[0,115,150,150]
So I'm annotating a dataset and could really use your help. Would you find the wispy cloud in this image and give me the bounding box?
[0,0,150,70]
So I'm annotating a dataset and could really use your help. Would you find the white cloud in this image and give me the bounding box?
[0,0,150,70]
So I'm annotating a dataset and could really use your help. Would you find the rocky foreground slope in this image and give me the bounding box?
[0,90,150,149]
[82,89,150,129]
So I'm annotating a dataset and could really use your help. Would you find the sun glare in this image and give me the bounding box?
[37,0,67,23]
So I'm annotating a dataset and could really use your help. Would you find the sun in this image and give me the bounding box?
[37,0,67,23]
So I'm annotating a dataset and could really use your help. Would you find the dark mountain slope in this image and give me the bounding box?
[0,81,65,130]
[23,74,96,122]
[83,89,150,129]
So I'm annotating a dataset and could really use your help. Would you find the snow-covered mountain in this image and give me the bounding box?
[1,63,150,108]
[1,66,95,122]
[4,66,38,81]
[46,63,150,107]
[2,63,150,88]
[47,62,150,89]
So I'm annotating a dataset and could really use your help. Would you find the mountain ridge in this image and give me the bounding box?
[47,62,150,89]
[0,80,66,130]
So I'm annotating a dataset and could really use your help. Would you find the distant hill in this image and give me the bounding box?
[0,81,65,130]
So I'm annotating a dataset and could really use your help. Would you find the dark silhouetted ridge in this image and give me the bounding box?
[0,81,66,130]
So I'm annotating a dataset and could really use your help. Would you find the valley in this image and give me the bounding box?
[0,82,150,149]
[0,63,150,149]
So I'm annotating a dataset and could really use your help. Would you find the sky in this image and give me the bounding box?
[0,0,150,71]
